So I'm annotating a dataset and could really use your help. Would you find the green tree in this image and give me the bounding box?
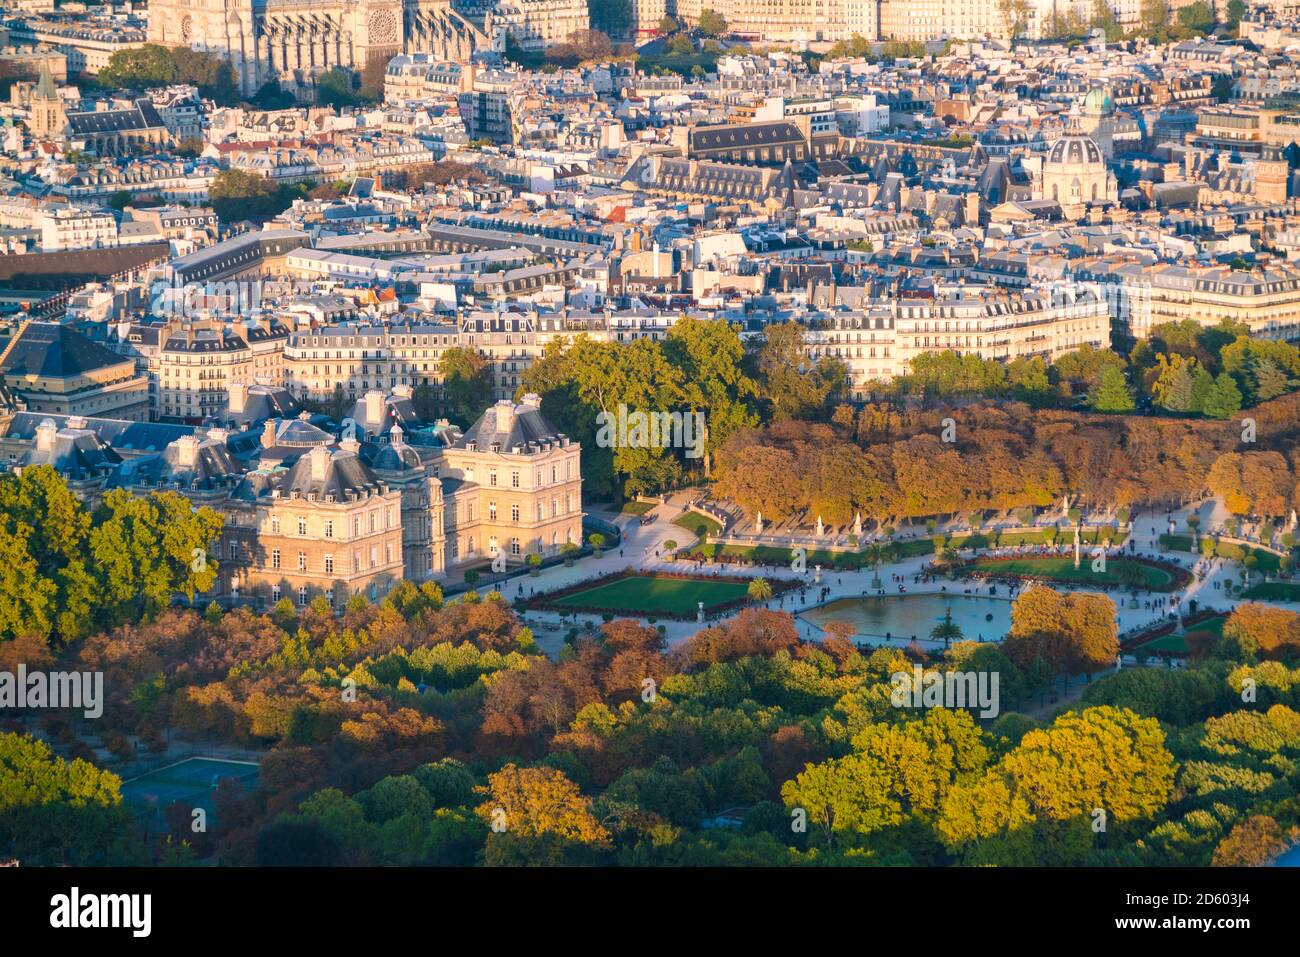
[0,466,97,646]
[662,318,759,476]
[99,44,177,89]
[439,347,495,427]
[939,707,1176,863]
[0,732,130,865]
[1201,372,1243,420]
[755,321,846,421]
[90,489,223,624]
[698,8,728,35]
[1088,365,1135,413]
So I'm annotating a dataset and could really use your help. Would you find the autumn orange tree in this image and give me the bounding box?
[1002,586,1118,688]
[476,764,611,865]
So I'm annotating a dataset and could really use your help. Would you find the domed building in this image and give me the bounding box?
[1072,85,1143,158]
[1035,134,1118,219]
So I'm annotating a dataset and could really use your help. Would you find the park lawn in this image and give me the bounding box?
[966,556,1175,589]
[620,501,655,516]
[550,574,750,617]
[1242,581,1300,602]
[1140,615,1226,655]
[673,511,723,540]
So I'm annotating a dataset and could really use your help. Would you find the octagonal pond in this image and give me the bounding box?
[799,593,1015,644]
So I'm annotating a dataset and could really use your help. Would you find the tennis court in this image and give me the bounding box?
[121,756,259,821]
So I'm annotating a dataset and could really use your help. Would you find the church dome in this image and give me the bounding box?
[1083,87,1115,116]
[1047,135,1104,167]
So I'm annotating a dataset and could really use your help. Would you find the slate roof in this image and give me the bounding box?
[454,397,567,453]
[66,99,165,136]
[1,411,192,452]
[0,321,131,378]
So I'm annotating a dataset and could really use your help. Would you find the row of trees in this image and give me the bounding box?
[0,466,222,656]
[892,321,1297,421]
[713,395,1294,524]
[98,44,239,105]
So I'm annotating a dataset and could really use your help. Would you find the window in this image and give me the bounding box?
[324,520,334,538]
[271,548,281,570]
[298,552,307,572]
[271,516,280,534]
[488,501,497,521]
[510,538,521,556]
[324,554,334,574]
[511,504,520,523]
[489,469,497,487]
[298,517,307,536]
[511,471,520,488]
[297,586,308,607]
[272,585,281,602]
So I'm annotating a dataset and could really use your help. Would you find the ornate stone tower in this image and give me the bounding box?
[27,61,67,141]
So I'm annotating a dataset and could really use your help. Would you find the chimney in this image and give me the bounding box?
[175,435,200,468]
[229,381,249,414]
[310,446,330,482]
[363,389,384,427]
[520,392,542,410]
[261,419,278,448]
[35,419,57,452]
[493,398,516,433]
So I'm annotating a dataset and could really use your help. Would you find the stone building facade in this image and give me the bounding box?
[147,0,487,97]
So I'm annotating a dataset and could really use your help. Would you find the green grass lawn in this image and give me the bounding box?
[1242,581,1300,602]
[1139,615,1226,655]
[966,556,1176,589]
[673,511,723,541]
[620,501,655,516]
[549,574,750,617]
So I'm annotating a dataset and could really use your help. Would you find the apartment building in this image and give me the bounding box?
[489,0,590,51]
[802,284,1112,396]
[283,320,460,404]
[35,206,118,252]
[157,319,291,422]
